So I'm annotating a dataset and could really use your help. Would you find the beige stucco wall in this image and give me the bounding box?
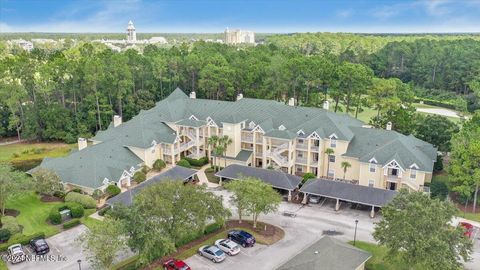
[213,156,252,168]
[127,144,162,168]
[222,122,242,157]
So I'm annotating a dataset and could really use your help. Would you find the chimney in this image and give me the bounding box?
[78,138,87,151]
[189,91,196,99]
[288,97,295,106]
[386,122,392,131]
[322,100,330,110]
[113,115,122,127]
[236,93,243,101]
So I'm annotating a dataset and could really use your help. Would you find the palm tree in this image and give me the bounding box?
[219,135,233,169]
[324,148,335,178]
[207,135,219,171]
[341,161,351,180]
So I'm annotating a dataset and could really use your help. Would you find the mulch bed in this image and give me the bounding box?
[142,220,284,270]
[40,194,64,202]
[4,208,20,217]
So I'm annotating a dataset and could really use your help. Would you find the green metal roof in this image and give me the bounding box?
[30,139,143,189]
[213,150,253,162]
[175,119,206,127]
[343,127,437,171]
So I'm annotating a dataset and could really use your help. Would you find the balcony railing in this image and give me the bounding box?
[297,143,308,150]
[296,157,308,164]
[310,145,320,152]
[241,135,254,142]
[255,137,263,143]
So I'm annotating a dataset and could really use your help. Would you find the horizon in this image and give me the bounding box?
[1,0,480,34]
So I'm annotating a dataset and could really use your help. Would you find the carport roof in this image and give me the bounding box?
[276,236,371,270]
[300,179,397,207]
[215,164,301,191]
[106,166,197,206]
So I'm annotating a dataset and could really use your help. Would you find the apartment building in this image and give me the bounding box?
[224,28,255,44]
[31,88,436,193]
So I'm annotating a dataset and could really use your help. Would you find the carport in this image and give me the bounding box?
[106,166,197,206]
[300,179,397,218]
[216,164,302,201]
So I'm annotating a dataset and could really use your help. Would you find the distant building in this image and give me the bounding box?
[126,20,137,43]
[96,21,167,50]
[224,28,255,44]
[8,39,34,51]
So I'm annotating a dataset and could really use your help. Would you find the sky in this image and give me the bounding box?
[1,0,480,33]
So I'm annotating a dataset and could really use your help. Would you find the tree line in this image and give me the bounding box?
[1,34,479,143]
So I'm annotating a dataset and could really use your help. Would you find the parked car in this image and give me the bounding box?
[460,222,474,238]
[215,238,240,256]
[30,238,50,255]
[227,230,256,247]
[198,245,226,263]
[309,195,321,204]
[7,244,26,264]
[163,258,191,270]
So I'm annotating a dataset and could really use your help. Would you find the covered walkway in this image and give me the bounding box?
[300,179,397,217]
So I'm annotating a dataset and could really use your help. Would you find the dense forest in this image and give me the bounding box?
[0,33,479,143]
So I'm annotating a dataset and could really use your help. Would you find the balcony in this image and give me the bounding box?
[255,137,263,143]
[241,134,254,142]
[296,143,308,150]
[187,150,205,159]
[310,145,320,152]
[296,157,308,164]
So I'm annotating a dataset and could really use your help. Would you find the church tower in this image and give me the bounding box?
[126,20,136,43]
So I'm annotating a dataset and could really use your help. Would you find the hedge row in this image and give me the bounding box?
[183,157,209,167]
[176,159,191,168]
[97,205,111,217]
[106,185,121,197]
[0,232,45,251]
[63,219,81,229]
[414,97,457,110]
[48,202,85,224]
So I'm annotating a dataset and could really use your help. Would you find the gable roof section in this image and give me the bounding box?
[343,127,437,171]
[30,139,143,189]
[276,236,371,270]
[106,166,197,206]
[215,164,301,191]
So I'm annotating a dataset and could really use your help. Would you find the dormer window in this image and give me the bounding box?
[297,130,305,136]
[330,138,337,148]
[410,168,417,179]
[249,121,255,129]
[241,122,246,129]
[279,125,286,131]
[369,163,376,173]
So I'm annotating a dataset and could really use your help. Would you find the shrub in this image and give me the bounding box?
[204,222,223,234]
[434,155,444,172]
[65,192,96,209]
[48,208,62,225]
[430,181,449,201]
[106,184,121,197]
[184,157,209,167]
[1,216,21,235]
[97,205,111,217]
[176,159,191,168]
[66,202,84,218]
[63,219,80,229]
[302,172,316,184]
[152,159,166,171]
[141,165,150,174]
[0,232,46,251]
[0,229,11,242]
[205,167,214,173]
[12,153,19,158]
[53,190,66,199]
[133,171,146,183]
[71,188,83,194]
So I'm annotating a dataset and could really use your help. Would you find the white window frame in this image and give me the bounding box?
[249,121,256,129]
[369,163,376,173]
[279,125,286,131]
[330,138,337,148]
[329,155,336,163]
[297,130,305,136]
[410,168,417,179]
[296,166,303,172]
[328,169,335,178]
[368,180,375,187]
[298,139,304,144]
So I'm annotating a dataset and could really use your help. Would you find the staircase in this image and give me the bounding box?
[268,142,290,167]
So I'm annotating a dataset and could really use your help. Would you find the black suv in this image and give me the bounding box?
[227,230,256,247]
[30,238,50,255]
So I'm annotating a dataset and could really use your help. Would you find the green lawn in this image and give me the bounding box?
[0,142,74,162]
[351,241,419,270]
[80,208,103,229]
[5,192,63,237]
[328,103,377,123]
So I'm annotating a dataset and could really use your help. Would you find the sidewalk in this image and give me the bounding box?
[196,164,220,188]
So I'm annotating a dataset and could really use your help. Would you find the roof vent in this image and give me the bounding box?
[323,100,330,110]
[78,137,87,151]
[189,91,196,99]
[236,93,243,101]
[386,122,392,131]
[314,251,319,254]
[288,97,295,106]
[113,115,122,127]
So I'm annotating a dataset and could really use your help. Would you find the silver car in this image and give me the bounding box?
[198,245,226,263]
[7,244,26,264]
[309,195,321,204]
[215,239,240,256]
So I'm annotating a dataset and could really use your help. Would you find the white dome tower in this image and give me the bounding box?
[126,20,136,43]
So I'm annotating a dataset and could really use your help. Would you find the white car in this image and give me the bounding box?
[215,239,241,256]
[7,244,26,264]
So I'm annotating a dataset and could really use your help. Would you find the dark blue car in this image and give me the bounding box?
[227,230,256,247]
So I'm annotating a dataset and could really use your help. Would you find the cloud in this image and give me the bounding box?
[371,6,401,19]
[337,9,354,18]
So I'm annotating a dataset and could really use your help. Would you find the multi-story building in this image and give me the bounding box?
[32,89,436,194]
[224,28,255,44]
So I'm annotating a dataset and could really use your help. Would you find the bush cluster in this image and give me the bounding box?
[176,159,191,168]
[53,190,66,199]
[204,222,223,234]
[0,229,11,242]
[152,159,166,171]
[97,205,111,217]
[184,157,209,167]
[49,202,85,224]
[106,184,121,197]
[1,216,21,235]
[63,219,81,229]
[133,171,147,183]
[65,192,96,209]
[0,232,45,251]
[141,165,150,174]
[66,202,84,218]
[48,207,62,225]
